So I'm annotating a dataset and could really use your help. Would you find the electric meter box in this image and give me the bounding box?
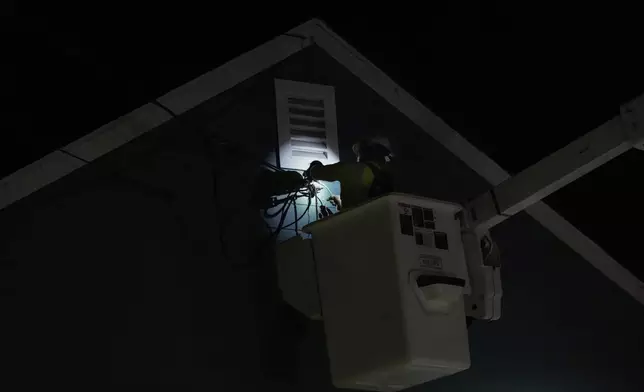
[302,193,471,391]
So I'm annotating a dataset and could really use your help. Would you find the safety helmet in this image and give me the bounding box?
[352,137,395,163]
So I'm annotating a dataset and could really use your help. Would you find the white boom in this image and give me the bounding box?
[467,94,644,231]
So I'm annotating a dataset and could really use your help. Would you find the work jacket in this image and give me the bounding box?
[311,161,394,210]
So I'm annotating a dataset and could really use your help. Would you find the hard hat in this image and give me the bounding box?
[353,137,395,162]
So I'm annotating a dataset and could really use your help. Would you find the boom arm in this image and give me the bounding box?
[467,94,644,231]
[461,94,644,318]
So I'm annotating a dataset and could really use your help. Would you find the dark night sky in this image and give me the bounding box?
[5,7,643,174]
[5,7,644,276]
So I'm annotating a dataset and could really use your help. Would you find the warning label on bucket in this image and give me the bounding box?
[420,254,443,270]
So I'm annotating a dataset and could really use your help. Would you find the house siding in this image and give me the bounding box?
[0,45,642,390]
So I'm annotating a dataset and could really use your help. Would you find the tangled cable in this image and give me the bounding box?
[261,162,333,239]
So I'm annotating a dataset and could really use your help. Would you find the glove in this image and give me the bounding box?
[318,205,333,219]
[304,160,323,181]
[327,195,342,211]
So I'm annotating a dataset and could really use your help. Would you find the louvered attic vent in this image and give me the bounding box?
[275,79,339,170]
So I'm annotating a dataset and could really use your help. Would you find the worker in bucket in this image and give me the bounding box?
[305,137,395,211]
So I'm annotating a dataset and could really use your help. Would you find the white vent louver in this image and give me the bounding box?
[275,80,339,170]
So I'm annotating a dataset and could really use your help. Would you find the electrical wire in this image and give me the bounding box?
[151,97,285,267]
[263,187,308,218]
[264,196,293,218]
[260,159,332,236]
[266,182,329,238]
[282,191,313,231]
[314,194,325,208]
[270,193,297,239]
[315,193,336,214]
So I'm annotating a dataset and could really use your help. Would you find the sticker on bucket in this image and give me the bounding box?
[420,254,443,270]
